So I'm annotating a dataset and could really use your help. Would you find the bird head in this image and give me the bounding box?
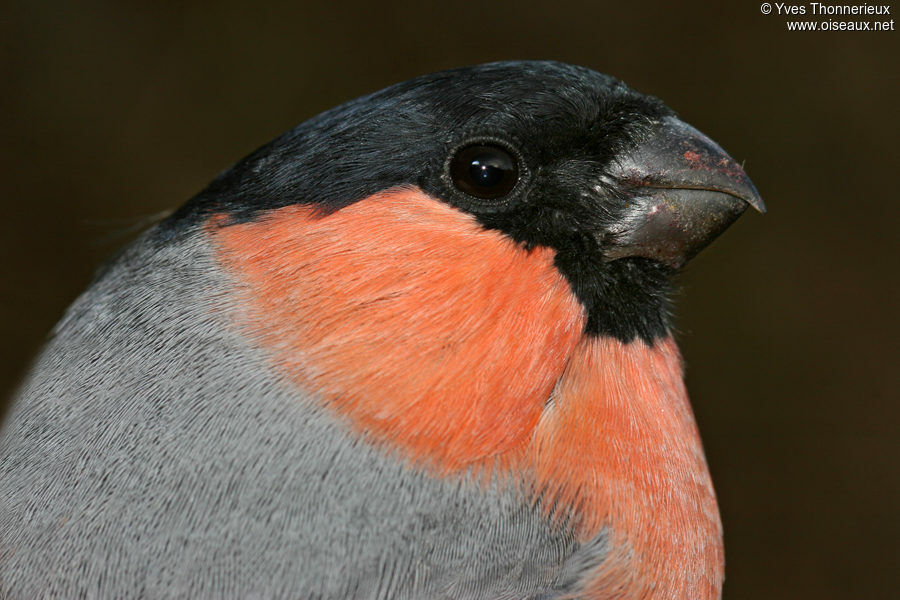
[186,60,762,346]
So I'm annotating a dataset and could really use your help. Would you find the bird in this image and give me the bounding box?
[0,61,763,599]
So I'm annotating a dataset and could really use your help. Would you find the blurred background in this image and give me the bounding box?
[1,1,896,598]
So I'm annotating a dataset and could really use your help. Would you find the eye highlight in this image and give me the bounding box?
[450,144,519,199]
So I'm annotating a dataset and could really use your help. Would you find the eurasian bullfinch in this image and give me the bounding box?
[0,61,763,599]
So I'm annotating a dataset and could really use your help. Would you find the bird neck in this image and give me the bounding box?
[529,335,724,599]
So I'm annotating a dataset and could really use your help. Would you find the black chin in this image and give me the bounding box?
[554,250,674,344]
[472,210,675,344]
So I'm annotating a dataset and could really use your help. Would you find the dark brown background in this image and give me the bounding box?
[2,1,897,598]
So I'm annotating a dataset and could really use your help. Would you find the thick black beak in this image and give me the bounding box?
[603,116,764,269]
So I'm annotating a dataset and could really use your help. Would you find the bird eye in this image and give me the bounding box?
[450,144,519,199]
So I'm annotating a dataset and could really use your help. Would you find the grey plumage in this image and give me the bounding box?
[0,225,605,598]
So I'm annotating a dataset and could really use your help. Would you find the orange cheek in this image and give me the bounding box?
[209,187,586,473]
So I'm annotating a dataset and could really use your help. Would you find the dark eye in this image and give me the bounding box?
[450,144,519,199]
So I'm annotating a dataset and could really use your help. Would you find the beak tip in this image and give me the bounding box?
[736,174,766,215]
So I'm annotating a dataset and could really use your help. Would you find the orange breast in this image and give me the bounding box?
[529,337,723,598]
[210,187,722,597]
